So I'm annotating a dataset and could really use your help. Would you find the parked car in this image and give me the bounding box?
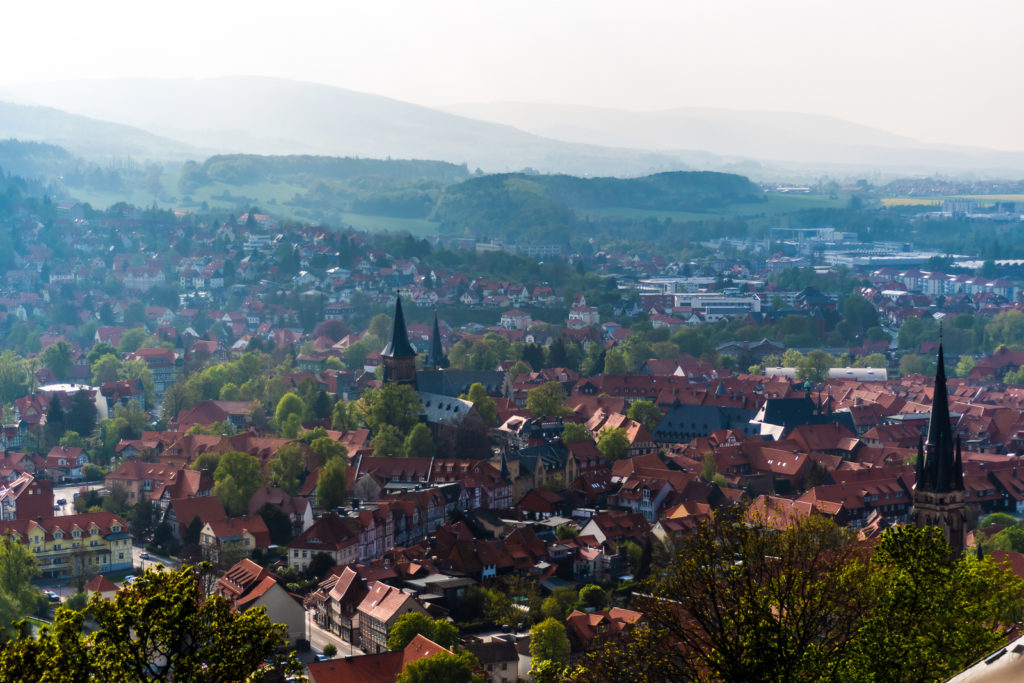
[45,591,60,603]
[140,553,150,560]
[56,498,67,506]
[123,575,136,585]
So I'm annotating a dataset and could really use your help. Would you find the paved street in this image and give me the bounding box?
[305,609,364,659]
[52,482,103,516]
[132,545,181,573]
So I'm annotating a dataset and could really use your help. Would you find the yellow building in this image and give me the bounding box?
[0,511,133,579]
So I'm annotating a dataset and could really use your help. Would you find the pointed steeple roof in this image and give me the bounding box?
[425,310,449,369]
[918,341,962,493]
[381,295,416,359]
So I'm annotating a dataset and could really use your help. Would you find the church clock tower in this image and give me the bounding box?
[381,295,417,386]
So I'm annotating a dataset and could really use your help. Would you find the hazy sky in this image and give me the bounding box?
[4,0,1022,150]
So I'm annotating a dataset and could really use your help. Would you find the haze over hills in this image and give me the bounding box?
[443,101,1024,178]
[1,76,1024,179]
[0,100,202,162]
[0,77,691,177]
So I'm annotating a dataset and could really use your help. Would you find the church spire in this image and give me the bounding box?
[918,341,960,493]
[424,310,449,369]
[381,293,416,359]
[381,293,417,385]
[912,337,966,554]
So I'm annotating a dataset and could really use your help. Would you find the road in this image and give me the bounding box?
[52,482,103,516]
[304,609,364,659]
[132,545,181,573]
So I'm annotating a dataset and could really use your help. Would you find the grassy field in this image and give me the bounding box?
[880,198,943,207]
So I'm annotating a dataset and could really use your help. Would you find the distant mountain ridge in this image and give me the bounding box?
[2,76,1024,178]
[0,100,201,161]
[442,101,1024,176]
[0,77,692,176]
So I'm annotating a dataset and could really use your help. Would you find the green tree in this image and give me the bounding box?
[90,352,121,385]
[86,342,118,365]
[112,402,148,440]
[0,536,39,638]
[403,423,436,460]
[119,359,156,409]
[317,455,348,509]
[274,393,305,431]
[460,383,497,424]
[66,389,97,438]
[530,617,571,666]
[842,525,1024,682]
[596,428,630,460]
[363,383,423,437]
[541,587,579,620]
[509,360,532,381]
[257,503,293,546]
[213,451,264,516]
[981,512,1019,528]
[396,651,485,683]
[331,401,355,431]
[956,355,977,378]
[372,424,406,458]
[59,430,86,450]
[116,328,150,354]
[387,612,459,650]
[841,294,879,335]
[0,564,300,682]
[627,400,663,433]
[561,422,590,443]
[577,584,607,610]
[368,313,393,341]
[598,350,622,376]
[128,499,156,542]
[796,350,834,383]
[899,353,934,377]
[526,382,570,417]
[269,443,305,495]
[40,341,74,382]
[310,436,347,468]
[0,350,31,405]
[190,452,222,478]
[637,510,869,682]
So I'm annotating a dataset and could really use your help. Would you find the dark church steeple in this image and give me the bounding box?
[381,294,417,385]
[424,310,449,370]
[916,343,964,493]
[912,340,966,553]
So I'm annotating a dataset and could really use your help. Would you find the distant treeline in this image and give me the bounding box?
[431,171,762,243]
[184,154,471,189]
[0,139,76,180]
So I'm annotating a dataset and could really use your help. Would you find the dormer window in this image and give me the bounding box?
[54,531,63,540]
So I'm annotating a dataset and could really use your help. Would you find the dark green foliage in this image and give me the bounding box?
[257,503,294,546]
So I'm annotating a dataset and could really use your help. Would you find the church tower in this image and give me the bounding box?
[423,310,449,370]
[912,342,966,553]
[381,295,417,385]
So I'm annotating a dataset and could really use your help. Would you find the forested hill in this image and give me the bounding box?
[0,139,77,180]
[431,171,763,243]
[188,154,472,187]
